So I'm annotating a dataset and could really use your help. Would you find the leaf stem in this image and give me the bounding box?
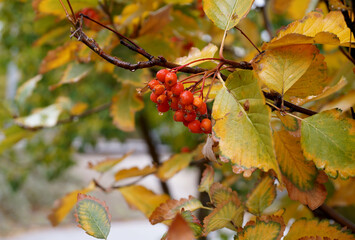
[235,26,261,53]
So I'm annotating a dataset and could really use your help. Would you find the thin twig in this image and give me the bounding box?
[339,46,355,65]
[261,2,273,38]
[318,204,355,233]
[235,26,261,53]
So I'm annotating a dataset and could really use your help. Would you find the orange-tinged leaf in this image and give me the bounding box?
[33,0,98,18]
[166,213,194,240]
[202,135,218,162]
[265,11,355,49]
[203,0,255,30]
[252,44,317,95]
[301,109,355,178]
[198,165,215,193]
[274,130,327,209]
[157,153,194,181]
[149,196,203,224]
[138,5,171,36]
[88,152,132,173]
[175,43,218,67]
[275,112,301,136]
[274,130,318,190]
[48,181,96,226]
[203,200,244,235]
[39,41,80,74]
[119,185,169,218]
[209,182,240,206]
[246,176,276,215]
[236,219,284,240]
[285,51,329,98]
[110,83,144,132]
[114,165,156,181]
[75,194,111,239]
[212,70,281,180]
[70,102,88,116]
[328,177,355,207]
[284,218,355,240]
[180,210,203,238]
[49,63,91,90]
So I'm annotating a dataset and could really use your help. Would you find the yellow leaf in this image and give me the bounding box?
[265,11,355,49]
[157,153,193,181]
[175,43,218,67]
[114,166,156,181]
[286,51,329,98]
[70,102,88,116]
[236,219,284,240]
[203,0,255,30]
[321,90,355,112]
[284,218,355,240]
[33,0,98,18]
[119,185,169,218]
[48,181,96,226]
[212,70,281,179]
[203,200,244,235]
[166,213,194,240]
[246,176,276,215]
[39,41,80,74]
[209,182,240,206]
[252,44,317,95]
[110,83,144,132]
[149,196,203,224]
[287,0,312,20]
[328,177,355,207]
[88,152,132,173]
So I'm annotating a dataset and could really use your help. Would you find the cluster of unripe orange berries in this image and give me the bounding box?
[148,69,212,134]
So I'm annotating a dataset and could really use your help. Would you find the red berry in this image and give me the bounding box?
[188,120,201,133]
[156,69,169,82]
[197,102,207,115]
[172,82,184,96]
[157,94,167,104]
[181,146,190,153]
[148,79,160,90]
[170,101,179,111]
[180,91,194,105]
[184,104,194,113]
[150,92,159,103]
[157,102,170,113]
[200,118,212,133]
[184,111,197,122]
[173,110,184,122]
[193,97,203,109]
[166,91,173,100]
[165,72,177,87]
[183,120,189,127]
[153,84,165,96]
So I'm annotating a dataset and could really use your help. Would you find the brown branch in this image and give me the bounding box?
[235,26,261,53]
[261,1,274,39]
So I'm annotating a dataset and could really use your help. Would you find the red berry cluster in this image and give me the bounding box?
[148,69,212,134]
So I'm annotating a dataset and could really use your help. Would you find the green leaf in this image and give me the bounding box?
[110,83,144,132]
[75,194,111,240]
[157,153,194,181]
[181,211,203,238]
[246,176,276,215]
[203,0,255,30]
[284,218,355,240]
[209,182,240,206]
[149,196,203,224]
[0,126,35,155]
[15,75,42,105]
[301,109,355,178]
[49,63,91,90]
[212,70,281,179]
[203,200,244,235]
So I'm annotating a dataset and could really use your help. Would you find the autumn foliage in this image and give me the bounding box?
[1,0,355,239]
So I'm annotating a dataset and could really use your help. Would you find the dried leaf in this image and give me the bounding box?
[321,90,355,112]
[166,213,194,240]
[198,165,215,193]
[149,196,203,224]
[48,181,96,226]
[75,194,111,239]
[139,5,171,36]
[328,177,355,207]
[202,135,218,162]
